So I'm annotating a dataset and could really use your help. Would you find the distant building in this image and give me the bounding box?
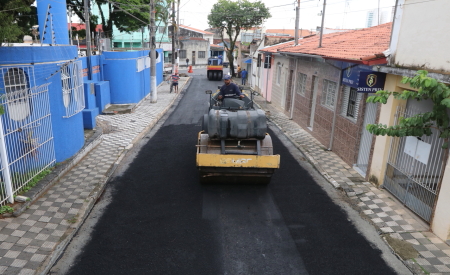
[366,8,394,27]
[265,29,314,38]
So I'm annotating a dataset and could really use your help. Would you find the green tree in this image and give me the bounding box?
[208,0,270,76]
[68,0,172,40]
[67,0,100,38]
[0,0,36,46]
[366,70,450,149]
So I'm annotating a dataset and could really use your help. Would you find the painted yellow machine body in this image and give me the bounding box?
[196,89,280,184]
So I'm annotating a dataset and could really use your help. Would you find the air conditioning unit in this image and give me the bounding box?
[99,38,111,51]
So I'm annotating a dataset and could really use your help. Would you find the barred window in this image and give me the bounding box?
[198,51,206,58]
[60,61,85,118]
[321,79,337,109]
[4,68,31,121]
[179,50,186,58]
[341,86,362,121]
[296,72,307,95]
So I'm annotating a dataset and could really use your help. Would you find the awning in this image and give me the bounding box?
[243,58,252,64]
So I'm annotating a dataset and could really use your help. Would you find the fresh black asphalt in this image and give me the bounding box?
[62,76,397,275]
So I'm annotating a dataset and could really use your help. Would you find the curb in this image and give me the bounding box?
[38,77,192,275]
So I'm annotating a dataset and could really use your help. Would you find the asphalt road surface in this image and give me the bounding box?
[49,70,411,275]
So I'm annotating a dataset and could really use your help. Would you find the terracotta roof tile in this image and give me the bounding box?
[179,25,214,35]
[262,23,392,61]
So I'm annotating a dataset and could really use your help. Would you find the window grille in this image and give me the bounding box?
[198,51,206,58]
[296,72,307,95]
[341,86,362,121]
[321,79,337,109]
[180,50,186,58]
[4,68,31,121]
[60,61,85,118]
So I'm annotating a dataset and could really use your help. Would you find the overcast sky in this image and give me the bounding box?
[179,0,396,31]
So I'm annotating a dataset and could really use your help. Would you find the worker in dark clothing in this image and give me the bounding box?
[241,69,248,85]
[218,75,244,100]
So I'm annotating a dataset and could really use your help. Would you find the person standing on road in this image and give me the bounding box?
[218,75,244,100]
[241,69,248,85]
[186,58,189,67]
[170,72,180,93]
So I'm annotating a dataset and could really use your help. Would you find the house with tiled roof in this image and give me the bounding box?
[256,23,392,178]
[176,25,216,66]
[365,0,450,241]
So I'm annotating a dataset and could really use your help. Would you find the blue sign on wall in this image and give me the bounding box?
[357,72,387,93]
[342,65,360,88]
[341,64,374,89]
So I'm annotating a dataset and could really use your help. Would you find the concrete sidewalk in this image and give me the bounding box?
[0,78,190,275]
[252,93,450,275]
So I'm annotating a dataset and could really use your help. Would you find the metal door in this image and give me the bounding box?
[354,100,377,177]
[308,76,318,129]
[192,51,196,65]
[383,106,446,222]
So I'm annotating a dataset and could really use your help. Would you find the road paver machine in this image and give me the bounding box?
[196,86,280,184]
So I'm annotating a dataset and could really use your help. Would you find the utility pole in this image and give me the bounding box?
[294,0,300,46]
[150,0,157,102]
[68,7,73,45]
[84,0,92,79]
[148,0,158,103]
[171,0,176,74]
[318,0,326,48]
[378,0,381,25]
[176,0,180,73]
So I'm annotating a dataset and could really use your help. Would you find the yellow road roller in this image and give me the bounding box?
[207,57,224,80]
[196,87,280,184]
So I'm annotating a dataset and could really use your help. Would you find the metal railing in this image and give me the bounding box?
[61,61,85,118]
[0,66,55,205]
[383,105,446,222]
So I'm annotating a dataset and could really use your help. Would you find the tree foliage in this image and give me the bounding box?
[68,0,172,40]
[0,0,36,46]
[208,0,270,76]
[366,70,450,149]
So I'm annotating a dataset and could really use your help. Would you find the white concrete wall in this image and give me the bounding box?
[204,34,214,45]
[391,0,450,72]
[433,157,450,241]
[369,74,406,186]
[181,40,209,65]
[250,40,265,92]
[271,55,289,109]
